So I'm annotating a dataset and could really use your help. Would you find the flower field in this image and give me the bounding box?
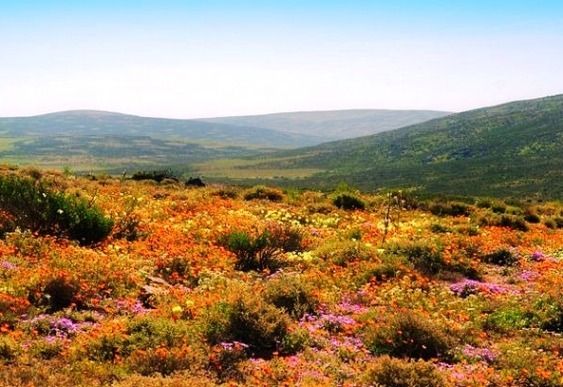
[0,166,562,386]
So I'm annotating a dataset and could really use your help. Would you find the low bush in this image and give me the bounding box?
[482,249,518,266]
[363,356,445,387]
[0,175,113,245]
[29,275,79,312]
[430,223,451,233]
[243,186,284,202]
[523,212,541,224]
[0,336,18,363]
[544,218,557,229]
[279,328,311,354]
[356,257,404,285]
[131,170,178,183]
[332,193,365,210]
[387,241,445,275]
[314,240,374,266]
[428,201,471,217]
[264,274,318,319]
[498,215,528,231]
[363,313,453,360]
[220,225,303,272]
[203,293,290,356]
[127,346,194,376]
[484,306,533,332]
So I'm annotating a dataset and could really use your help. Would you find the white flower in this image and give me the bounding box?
[57,209,64,214]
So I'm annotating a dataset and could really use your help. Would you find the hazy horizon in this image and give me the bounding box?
[1,1,562,118]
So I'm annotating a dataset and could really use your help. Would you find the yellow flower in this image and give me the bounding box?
[171,305,183,314]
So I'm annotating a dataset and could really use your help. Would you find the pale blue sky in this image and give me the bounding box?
[1,1,562,117]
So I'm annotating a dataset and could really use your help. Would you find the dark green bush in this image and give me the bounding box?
[0,175,113,245]
[204,294,290,355]
[491,204,507,214]
[430,223,451,233]
[363,356,445,387]
[364,313,452,360]
[279,328,311,354]
[482,248,518,266]
[33,276,79,312]
[243,185,284,202]
[131,169,178,183]
[388,241,445,275]
[264,275,318,319]
[332,193,365,210]
[220,225,303,272]
[498,215,529,231]
[553,217,563,229]
[523,211,541,223]
[0,337,18,363]
[428,201,471,217]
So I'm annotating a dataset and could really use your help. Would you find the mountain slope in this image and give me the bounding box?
[208,95,563,198]
[0,110,323,148]
[200,109,451,140]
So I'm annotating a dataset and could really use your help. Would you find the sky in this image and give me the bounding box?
[1,1,562,118]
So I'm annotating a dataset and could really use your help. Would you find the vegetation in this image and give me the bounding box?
[0,165,562,385]
[203,94,563,199]
[0,174,113,245]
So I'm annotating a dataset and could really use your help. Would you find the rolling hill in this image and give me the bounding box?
[0,110,323,148]
[200,109,451,140]
[201,95,563,198]
[0,109,450,172]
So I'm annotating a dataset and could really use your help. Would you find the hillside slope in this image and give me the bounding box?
[0,110,323,148]
[203,109,451,141]
[201,109,451,140]
[213,95,563,198]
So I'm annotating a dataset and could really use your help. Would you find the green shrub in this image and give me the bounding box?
[126,317,190,350]
[279,328,311,355]
[314,240,374,266]
[484,307,533,332]
[388,241,445,275]
[0,336,18,363]
[551,217,563,229]
[131,169,178,183]
[127,346,194,376]
[220,225,303,272]
[332,193,365,210]
[364,313,453,360]
[498,215,528,231]
[264,275,318,319]
[491,204,507,214]
[357,257,404,285]
[363,356,445,387]
[544,218,557,229]
[428,201,471,217]
[86,333,128,362]
[523,213,541,224]
[212,187,239,199]
[203,294,290,355]
[430,223,451,233]
[33,276,79,312]
[0,175,113,245]
[482,249,518,266]
[476,199,492,208]
[243,185,284,202]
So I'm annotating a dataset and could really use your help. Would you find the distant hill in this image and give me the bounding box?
[204,95,563,198]
[0,110,323,148]
[0,108,450,172]
[0,110,328,171]
[200,109,451,140]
